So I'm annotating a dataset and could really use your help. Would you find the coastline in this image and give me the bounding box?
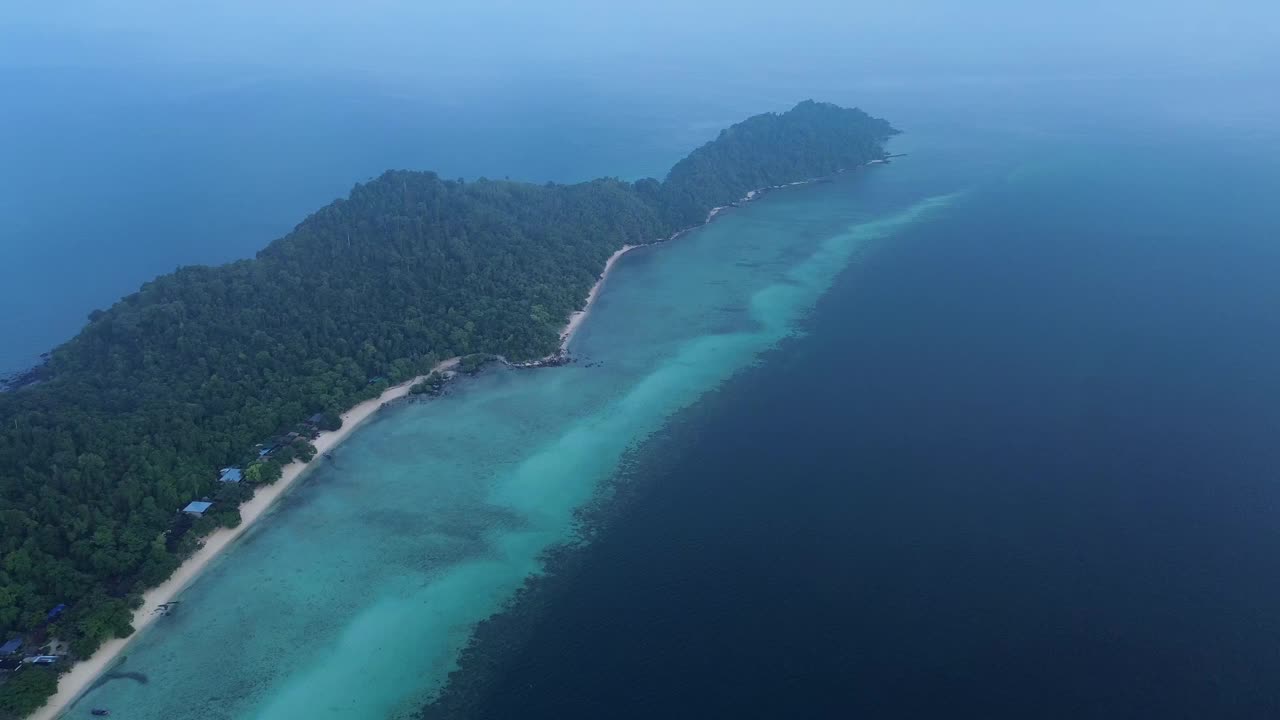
[28,162,882,719]
[554,165,877,355]
[31,252,626,717]
[557,244,638,351]
[0,354,48,393]
[29,356,461,720]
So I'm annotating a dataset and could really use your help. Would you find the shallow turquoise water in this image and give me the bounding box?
[67,152,972,719]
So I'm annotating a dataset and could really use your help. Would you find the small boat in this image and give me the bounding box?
[91,711,111,717]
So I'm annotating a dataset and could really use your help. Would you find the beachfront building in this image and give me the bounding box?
[183,501,213,516]
[0,638,21,656]
[218,467,243,483]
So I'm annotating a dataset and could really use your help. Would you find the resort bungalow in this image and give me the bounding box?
[218,467,243,483]
[0,638,21,656]
[183,501,213,517]
[257,445,277,459]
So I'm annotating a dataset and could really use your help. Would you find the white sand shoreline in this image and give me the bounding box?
[29,163,877,718]
[557,244,638,351]
[29,357,462,720]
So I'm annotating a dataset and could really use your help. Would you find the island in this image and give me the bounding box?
[0,100,896,717]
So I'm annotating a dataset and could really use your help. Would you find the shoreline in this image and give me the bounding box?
[28,162,881,719]
[29,356,461,720]
[556,244,638,352]
[551,164,875,357]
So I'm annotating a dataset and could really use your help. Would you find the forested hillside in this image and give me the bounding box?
[660,100,896,226]
[0,100,894,717]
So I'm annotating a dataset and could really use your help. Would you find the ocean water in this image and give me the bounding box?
[61,99,1280,718]
[0,68,710,375]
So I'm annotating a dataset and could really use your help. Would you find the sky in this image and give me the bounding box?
[1,1,1277,374]
[4,1,1277,82]
[5,1,1278,149]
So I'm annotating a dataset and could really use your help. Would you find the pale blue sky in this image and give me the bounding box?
[4,1,1276,81]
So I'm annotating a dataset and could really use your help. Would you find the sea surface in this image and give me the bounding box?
[60,89,1280,719]
[0,68,716,375]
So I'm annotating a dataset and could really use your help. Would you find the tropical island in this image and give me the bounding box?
[0,100,896,717]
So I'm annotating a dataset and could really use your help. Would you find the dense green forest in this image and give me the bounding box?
[0,100,894,717]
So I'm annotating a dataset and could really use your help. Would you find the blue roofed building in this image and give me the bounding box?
[0,638,21,656]
[183,501,213,516]
[219,467,243,483]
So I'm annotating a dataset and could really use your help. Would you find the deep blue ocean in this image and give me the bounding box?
[431,124,1280,718]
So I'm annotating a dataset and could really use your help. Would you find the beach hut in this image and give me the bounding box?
[183,501,213,516]
[218,467,243,483]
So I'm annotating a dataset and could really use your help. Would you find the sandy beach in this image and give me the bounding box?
[558,244,638,350]
[29,357,461,720]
